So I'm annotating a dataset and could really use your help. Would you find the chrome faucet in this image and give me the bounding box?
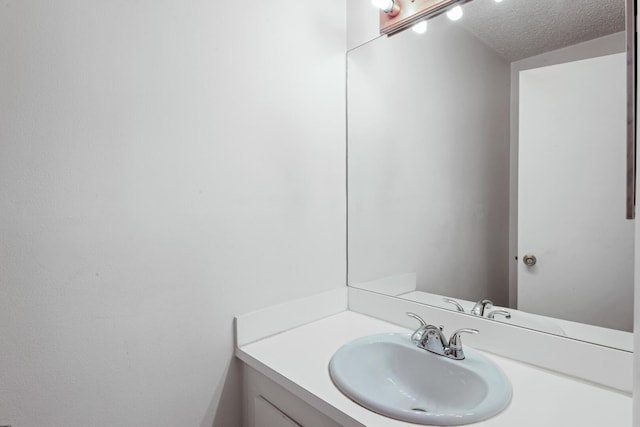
[470,299,493,316]
[406,312,478,360]
[443,297,495,317]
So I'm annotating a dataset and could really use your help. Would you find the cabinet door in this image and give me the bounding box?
[254,396,302,427]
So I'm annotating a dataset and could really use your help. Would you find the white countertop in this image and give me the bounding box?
[237,310,632,427]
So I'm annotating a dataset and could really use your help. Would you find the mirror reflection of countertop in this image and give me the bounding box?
[236,311,631,427]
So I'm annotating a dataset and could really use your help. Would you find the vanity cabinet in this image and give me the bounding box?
[243,364,343,427]
[254,396,301,427]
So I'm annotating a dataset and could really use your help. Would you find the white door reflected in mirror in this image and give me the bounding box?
[518,53,634,332]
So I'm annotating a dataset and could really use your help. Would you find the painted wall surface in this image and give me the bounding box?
[347,18,511,305]
[0,1,345,426]
[347,0,381,50]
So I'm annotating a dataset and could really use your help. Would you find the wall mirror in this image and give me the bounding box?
[347,0,635,351]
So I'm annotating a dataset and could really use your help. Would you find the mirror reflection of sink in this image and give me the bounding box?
[329,333,512,426]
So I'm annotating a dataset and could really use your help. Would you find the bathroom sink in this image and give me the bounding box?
[329,333,512,425]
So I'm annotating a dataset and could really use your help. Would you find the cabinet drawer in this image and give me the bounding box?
[254,396,302,427]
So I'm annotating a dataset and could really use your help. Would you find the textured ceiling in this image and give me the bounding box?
[459,0,625,61]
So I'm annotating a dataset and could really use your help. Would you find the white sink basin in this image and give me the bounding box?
[329,333,512,425]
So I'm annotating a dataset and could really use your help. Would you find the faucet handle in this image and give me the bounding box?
[487,309,511,320]
[406,312,427,327]
[442,298,465,312]
[406,312,427,345]
[446,328,479,360]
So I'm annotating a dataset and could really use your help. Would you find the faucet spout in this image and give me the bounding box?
[405,313,479,360]
[419,325,448,356]
[470,299,493,316]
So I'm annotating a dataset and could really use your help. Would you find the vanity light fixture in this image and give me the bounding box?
[412,20,428,34]
[446,5,463,21]
[371,0,400,17]
[377,0,469,35]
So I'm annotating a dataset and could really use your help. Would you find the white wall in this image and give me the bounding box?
[347,17,511,305]
[347,0,381,50]
[0,1,345,426]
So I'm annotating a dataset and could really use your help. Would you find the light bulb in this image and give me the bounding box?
[371,0,394,12]
[446,5,463,21]
[412,21,428,34]
[371,0,400,16]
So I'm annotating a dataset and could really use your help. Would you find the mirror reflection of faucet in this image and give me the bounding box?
[443,297,512,320]
[443,297,465,312]
[471,299,493,316]
[487,309,512,320]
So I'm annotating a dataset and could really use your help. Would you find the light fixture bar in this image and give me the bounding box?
[379,0,471,36]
